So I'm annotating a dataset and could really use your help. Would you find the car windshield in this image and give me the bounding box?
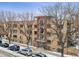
[29,50,32,52]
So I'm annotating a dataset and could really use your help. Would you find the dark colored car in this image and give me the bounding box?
[0,40,2,46]
[0,40,2,43]
[8,45,20,51]
[32,53,47,57]
[1,43,9,48]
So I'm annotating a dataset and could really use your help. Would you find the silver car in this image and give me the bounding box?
[18,47,32,56]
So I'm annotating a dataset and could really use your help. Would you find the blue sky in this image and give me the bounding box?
[0,2,54,13]
[0,2,78,15]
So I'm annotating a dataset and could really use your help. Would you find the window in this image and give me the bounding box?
[13,35,17,38]
[34,31,37,34]
[13,24,17,27]
[6,35,8,37]
[67,22,70,25]
[47,24,51,28]
[20,24,23,28]
[40,28,44,33]
[34,25,37,28]
[40,20,44,26]
[13,30,17,33]
[47,40,51,44]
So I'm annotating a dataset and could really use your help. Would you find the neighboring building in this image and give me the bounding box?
[0,22,5,38]
[9,21,34,44]
[74,15,79,49]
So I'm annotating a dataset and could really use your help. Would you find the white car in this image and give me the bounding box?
[18,47,32,56]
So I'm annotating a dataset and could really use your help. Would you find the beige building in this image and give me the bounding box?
[0,16,68,51]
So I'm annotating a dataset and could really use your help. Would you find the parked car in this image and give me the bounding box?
[1,43,9,48]
[8,44,20,51]
[32,53,47,57]
[18,47,32,56]
[0,40,2,46]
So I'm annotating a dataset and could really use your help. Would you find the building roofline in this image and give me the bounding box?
[34,16,55,18]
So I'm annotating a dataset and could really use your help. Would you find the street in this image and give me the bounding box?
[0,50,15,57]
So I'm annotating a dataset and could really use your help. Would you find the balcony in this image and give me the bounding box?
[36,39,46,43]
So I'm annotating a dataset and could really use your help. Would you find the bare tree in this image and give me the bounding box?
[40,2,79,56]
[0,11,17,44]
[64,3,79,51]
[6,11,17,43]
[0,11,8,41]
[40,3,70,57]
[17,12,34,47]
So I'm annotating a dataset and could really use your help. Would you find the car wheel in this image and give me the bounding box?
[25,53,28,56]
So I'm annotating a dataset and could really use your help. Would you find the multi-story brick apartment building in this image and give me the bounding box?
[34,16,58,50]
[0,16,72,51]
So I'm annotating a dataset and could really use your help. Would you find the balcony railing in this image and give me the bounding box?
[36,39,46,43]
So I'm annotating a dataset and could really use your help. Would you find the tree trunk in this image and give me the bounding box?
[9,38,11,44]
[61,43,64,57]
